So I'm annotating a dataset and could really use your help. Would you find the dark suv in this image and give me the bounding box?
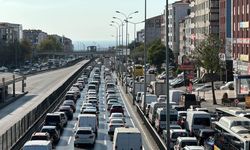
[110,104,124,116]
[44,113,63,133]
[41,126,60,144]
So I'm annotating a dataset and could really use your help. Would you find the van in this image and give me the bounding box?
[148,102,166,125]
[140,94,157,112]
[169,89,185,104]
[155,107,178,132]
[23,140,52,150]
[186,111,211,136]
[77,114,98,134]
[113,127,142,150]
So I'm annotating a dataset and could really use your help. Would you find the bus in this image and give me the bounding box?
[215,107,250,119]
[133,64,144,77]
[214,116,250,150]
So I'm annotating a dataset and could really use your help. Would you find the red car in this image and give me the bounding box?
[110,104,124,116]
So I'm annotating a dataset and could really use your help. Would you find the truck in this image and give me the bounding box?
[149,80,166,97]
[145,74,156,84]
[178,94,199,110]
[133,82,144,94]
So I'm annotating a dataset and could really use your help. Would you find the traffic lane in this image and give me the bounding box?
[0,60,90,135]
[116,74,160,150]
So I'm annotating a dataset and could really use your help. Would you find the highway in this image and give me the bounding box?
[56,64,158,149]
[0,60,89,136]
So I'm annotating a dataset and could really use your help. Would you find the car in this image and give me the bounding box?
[58,106,73,120]
[74,127,96,147]
[81,103,93,113]
[30,132,50,141]
[106,94,118,103]
[82,107,98,115]
[23,140,52,150]
[108,118,125,135]
[108,113,125,123]
[183,146,204,150]
[110,104,124,116]
[44,113,63,133]
[73,83,83,91]
[174,137,198,150]
[69,87,81,98]
[220,81,234,90]
[65,91,77,102]
[54,111,68,127]
[107,99,119,111]
[40,126,60,144]
[62,100,76,112]
[13,69,21,74]
[195,84,212,92]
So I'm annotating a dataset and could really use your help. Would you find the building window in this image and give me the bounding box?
[247,4,249,14]
[234,22,235,31]
[243,4,245,14]
[234,6,236,15]
[238,6,240,15]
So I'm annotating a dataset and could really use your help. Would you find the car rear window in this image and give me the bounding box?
[31,136,48,140]
[45,115,60,123]
[77,130,92,134]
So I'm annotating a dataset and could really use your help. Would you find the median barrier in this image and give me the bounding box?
[0,58,95,150]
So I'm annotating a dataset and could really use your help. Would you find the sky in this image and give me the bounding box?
[0,0,176,48]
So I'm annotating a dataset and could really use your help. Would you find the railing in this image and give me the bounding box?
[0,58,95,150]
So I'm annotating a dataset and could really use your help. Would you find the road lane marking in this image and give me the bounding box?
[68,136,72,145]
[104,114,106,119]
[104,135,107,145]
[73,123,77,130]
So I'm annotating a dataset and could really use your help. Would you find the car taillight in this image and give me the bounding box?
[89,135,94,138]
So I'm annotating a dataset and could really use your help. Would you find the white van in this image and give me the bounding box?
[186,111,211,135]
[148,102,166,125]
[23,140,52,150]
[140,94,157,111]
[77,114,98,134]
[113,127,142,150]
[155,107,178,132]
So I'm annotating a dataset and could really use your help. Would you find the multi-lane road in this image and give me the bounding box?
[56,65,149,149]
[0,60,89,136]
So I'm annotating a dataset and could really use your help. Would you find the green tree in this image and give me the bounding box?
[147,39,174,71]
[20,39,32,60]
[38,36,63,52]
[191,35,223,104]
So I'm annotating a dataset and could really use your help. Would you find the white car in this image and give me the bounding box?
[74,127,95,147]
[220,81,234,90]
[108,113,125,123]
[108,118,125,135]
[195,84,212,92]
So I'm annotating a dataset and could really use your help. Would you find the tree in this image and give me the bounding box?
[20,39,32,61]
[191,35,223,104]
[147,39,174,71]
[38,36,63,52]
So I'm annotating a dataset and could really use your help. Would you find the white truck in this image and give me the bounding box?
[133,82,144,94]
[145,74,156,84]
[149,81,166,97]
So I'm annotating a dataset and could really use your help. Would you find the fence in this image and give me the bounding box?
[0,58,94,150]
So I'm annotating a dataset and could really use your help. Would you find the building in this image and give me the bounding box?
[191,0,219,45]
[51,34,73,52]
[179,16,192,59]
[0,22,23,43]
[163,0,190,63]
[23,30,48,47]
[137,29,144,43]
[145,15,162,44]
[232,0,250,75]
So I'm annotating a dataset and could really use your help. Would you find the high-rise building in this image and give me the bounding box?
[145,15,163,44]
[0,22,23,43]
[162,0,190,62]
[232,0,250,75]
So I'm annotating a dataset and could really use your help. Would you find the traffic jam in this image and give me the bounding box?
[22,58,143,150]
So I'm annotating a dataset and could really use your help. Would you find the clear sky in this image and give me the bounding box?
[0,0,176,44]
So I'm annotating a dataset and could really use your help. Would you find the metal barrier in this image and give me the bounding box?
[0,58,94,150]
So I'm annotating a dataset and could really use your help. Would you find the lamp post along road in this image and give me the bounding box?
[116,10,139,94]
[165,0,171,149]
[143,0,147,114]
[113,16,124,85]
[110,24,118,71]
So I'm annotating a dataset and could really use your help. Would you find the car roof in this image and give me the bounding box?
[24,140,51,146]
[42,126,56,129]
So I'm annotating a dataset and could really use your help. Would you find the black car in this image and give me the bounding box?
[41,126,60,144]
[58,106,73,120]
[44,113,63,133]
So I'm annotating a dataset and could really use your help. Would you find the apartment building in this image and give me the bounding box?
[162,0,190,63]
[145,15,162,44]
[23,30,48,47]
[232,0,250,75]
[0,22,23,43]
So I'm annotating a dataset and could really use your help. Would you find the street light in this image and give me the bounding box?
[116,10,139,94]
[113,16,125,85]
[110,24,119,71]
[165,0,170,150]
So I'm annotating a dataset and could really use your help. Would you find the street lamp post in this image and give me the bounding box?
[143,0,147,114]
[113,16,125,85]
[165,0,170,150]
[116,10,139,94]
[110,24,118,71]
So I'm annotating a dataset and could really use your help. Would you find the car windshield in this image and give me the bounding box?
[193,118,210,126]
[111,120,123,124]
[112,114,123,117]
[181,141,197,147]
[77,130,92,134]
[172,132,188,139]
[31,136,48,140]
[45,116,60,123]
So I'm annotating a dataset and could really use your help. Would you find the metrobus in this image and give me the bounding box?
[215,107,250,119]
[214,116,250,150]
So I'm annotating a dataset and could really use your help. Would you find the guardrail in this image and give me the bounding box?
[123,86,167,150]
[0,58,95,150]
